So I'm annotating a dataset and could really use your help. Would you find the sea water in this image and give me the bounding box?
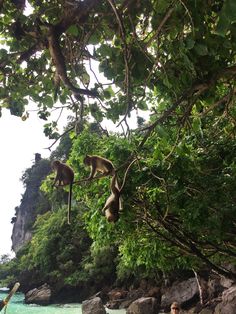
[0,291,126,314]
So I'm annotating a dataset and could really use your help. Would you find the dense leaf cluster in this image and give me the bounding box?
[0,0,235,136]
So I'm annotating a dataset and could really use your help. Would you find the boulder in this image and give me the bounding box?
[161,277,198,309]
[214,285,236,314]
[126,297,158,314]
[25,283,51,305]
[219,277,234,289]
[198,309,213,314]
[207,276,224,299]
[119,299,134,309]
[127,288,145,301]
[108,288,128,300]
[146,286,161,302]
[82,297,107,314]
[106,300,121,309]
[106,288,130,309]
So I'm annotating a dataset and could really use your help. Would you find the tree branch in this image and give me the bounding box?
[47,25,98,98]
[138,64,236,149]
[145,2,175,48]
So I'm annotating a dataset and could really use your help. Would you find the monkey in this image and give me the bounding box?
[83,155,115,179]
[51,160,74,225]
[102,174,120,223]
[102,159,137,223]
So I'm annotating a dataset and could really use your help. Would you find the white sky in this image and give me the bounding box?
[0,109,53,257]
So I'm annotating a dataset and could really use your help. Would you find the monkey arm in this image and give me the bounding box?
[88,167,96,179]
[52,176,58,187]
[102,194,114,214]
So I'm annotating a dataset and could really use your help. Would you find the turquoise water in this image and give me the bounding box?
[0,291,125,314]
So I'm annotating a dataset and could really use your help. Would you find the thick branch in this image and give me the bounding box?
[47,25,98,97]
[58,0,100,33]
[17,44,40,64]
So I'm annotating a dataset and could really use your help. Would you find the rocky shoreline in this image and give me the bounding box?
[24,271,236,313]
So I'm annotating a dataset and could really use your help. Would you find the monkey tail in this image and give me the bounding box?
[119,159,137,193]
[68,183,73,224]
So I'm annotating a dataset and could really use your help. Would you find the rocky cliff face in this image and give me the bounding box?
[11,155,51,253]
[11,208,34,253]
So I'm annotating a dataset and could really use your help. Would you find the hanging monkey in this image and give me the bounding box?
[102,159,137,223]
[102,174,121,222]
[83,155,115,179]
[51,160,74,225]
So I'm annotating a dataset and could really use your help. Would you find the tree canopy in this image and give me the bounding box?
[1,0,236,284]
[1,0,236,136]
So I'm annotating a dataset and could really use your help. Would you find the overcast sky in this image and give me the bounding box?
[0,109,53,257]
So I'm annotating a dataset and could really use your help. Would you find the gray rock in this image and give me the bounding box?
[82,297,107,314]
[161,277,198,308]
[207,276,224,299]
[198,309,213,314]
[12,209,33,253]
[25,283,51,305]
[214,285,236,314]
[126,297,158,314]
[219,276,234,289]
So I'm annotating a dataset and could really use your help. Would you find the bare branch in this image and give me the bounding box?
[45,126,74,151]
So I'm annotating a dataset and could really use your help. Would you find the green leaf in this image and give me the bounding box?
[80,72,90,85]
[0,49,8,58]
[103,87,115,99]
[186,38,195,50]
[215,0,236,36]
[192,117,203,137]
[67,25,79,37]
[89,33,100,45]
[162,75,172,88]
[224,0,236,21]
[194,44,208,56]
[215,11,231,36]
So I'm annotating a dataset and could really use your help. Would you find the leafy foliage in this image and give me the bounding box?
[0,0,235,137]
[19,207,91,286]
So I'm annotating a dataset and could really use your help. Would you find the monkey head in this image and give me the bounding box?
[51,160,61,169]
[83,155,91,166]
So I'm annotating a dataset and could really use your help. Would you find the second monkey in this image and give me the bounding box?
[83,155,115,179]
[51,160,74,224]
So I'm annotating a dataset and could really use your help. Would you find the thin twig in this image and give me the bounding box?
[45,126,74,151]
[107,0,132,123]
[145,3,175,48]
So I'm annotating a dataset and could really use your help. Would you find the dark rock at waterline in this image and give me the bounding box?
[82,297,107,314]
[25,283,51,305]
[161,277,199,310]
[126,297,159,314]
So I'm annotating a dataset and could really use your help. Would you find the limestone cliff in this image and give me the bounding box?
[11,154,51,253]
